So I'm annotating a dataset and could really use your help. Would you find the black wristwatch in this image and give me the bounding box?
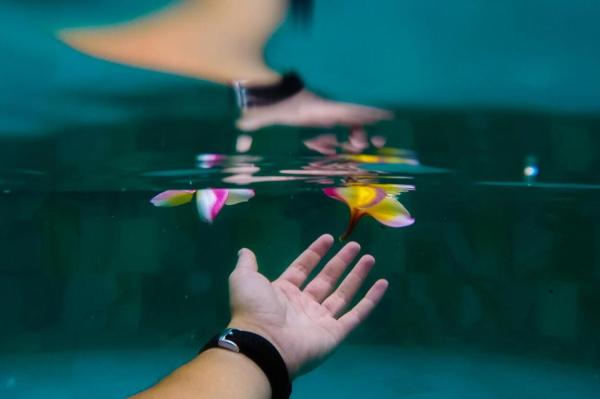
[200,328,292,399]
[233,72,305,108]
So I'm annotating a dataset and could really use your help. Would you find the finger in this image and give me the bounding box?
[236,112,277,131]
[329,112,383,129]
[338,279,389,337]
[232,248,258,275]
[321,254,375,317]
[277,234,334,287]
[346,103,394,118]
[333,103,393,119]
[344,109,392,125]
[303,241,361,302]
[236,114,261,131]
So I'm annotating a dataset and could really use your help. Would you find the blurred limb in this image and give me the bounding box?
[58,0,288,85]
[58,0,392,130]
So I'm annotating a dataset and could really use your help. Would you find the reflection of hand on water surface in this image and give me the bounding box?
[236,90,392,131]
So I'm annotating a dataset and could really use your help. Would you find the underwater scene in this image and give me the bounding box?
[1,1,600,398]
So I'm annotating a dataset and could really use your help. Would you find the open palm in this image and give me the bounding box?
[227,234,388,377]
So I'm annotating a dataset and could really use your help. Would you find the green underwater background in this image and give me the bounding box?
[1,1,599,398]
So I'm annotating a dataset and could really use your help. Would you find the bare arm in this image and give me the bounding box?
[130,348,271,399]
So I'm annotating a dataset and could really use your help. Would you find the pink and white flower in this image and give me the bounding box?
[150,188,255,223]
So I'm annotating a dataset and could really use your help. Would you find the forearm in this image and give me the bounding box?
[130,348,271,399]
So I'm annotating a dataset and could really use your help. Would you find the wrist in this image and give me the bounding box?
[204,324,293,398]
[227,317,291,375]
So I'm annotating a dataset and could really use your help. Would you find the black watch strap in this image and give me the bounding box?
[233,72,305,108]
[201,328,292,399]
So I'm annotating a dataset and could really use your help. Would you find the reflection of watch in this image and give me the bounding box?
[201,328,292,399]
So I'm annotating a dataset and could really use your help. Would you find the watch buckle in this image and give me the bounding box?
[218,328,240,352]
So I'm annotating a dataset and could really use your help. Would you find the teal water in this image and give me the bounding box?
[1,1,600,398]
[2,117,600,398]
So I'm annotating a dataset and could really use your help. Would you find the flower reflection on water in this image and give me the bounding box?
[149,131,418,232]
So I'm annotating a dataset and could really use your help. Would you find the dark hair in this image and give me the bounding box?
[291,0,313,25]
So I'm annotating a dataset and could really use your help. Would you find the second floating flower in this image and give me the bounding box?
[323,184,415,240]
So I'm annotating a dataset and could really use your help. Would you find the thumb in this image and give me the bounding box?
[234,248,258,274]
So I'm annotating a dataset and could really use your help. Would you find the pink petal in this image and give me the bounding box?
[197,154,226,169]
[224,189,255,205]
[344,127,369,153]
[370,135,387,148]
[303,134,339,155]
[195,189,229,223]
[236,134,253,153]
[323,187,345,203]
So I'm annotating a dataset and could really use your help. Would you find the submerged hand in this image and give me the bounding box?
[227,234,388,377]
[236,90,393,131]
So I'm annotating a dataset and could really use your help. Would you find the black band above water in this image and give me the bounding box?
[201,328,292,399]
[234,72,304,108]
[291,0,314,25]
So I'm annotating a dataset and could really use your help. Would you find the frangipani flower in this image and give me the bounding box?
[323,184,414,240]
[150,188,255,223]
